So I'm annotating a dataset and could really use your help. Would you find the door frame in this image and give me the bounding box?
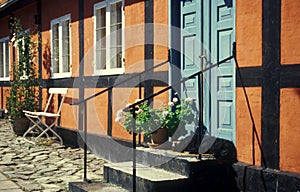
[168,0,236,143]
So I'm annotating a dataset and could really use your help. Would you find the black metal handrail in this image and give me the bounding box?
[124,55,234,110]
[69,41,267,192]
[70,53,234,190]
[69,59,169,183]
[125,54,234,192]
[70,60,169,106]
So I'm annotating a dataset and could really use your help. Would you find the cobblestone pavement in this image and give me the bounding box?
[0,120,105,192]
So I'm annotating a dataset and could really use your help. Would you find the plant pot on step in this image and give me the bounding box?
[11,117,30,136]
[150,127,168,145]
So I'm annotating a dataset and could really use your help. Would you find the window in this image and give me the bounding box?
[51,14,71,78]
[94,0,124,75]
[0,37,10,80]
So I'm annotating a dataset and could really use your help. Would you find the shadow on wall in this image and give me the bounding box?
[42,39,55,124]
[43,39,51,78]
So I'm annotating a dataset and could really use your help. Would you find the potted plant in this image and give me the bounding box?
[6,17,40,135]
[115,96,196,146]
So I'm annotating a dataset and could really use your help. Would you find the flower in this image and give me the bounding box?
[172,97,179,103]
[119,98,196,139]
[115,109,124,122]
[162,110,169,117]
[168,102,174,107]
[135,109,143,114]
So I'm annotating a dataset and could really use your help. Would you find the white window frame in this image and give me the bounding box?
[0,37,10,81]
[50,14,72,78]
[93,0,124,76]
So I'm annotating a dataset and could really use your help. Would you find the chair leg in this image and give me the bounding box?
[36,121,63,145]
[23,115,50,144]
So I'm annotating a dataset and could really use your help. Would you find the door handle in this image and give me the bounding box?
[199,48,207,70]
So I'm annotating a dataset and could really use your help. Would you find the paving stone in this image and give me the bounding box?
[0,161,16,166]
[32,155,49,162]
[0,180,21,189]
[0,120,105,191]
[0,143,8,147]
[36,167,59,174]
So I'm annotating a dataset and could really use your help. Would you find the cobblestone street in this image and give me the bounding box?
[0,120,105,192]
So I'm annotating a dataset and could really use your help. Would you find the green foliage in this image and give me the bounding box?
[6,17,40,119]
[116,97,196,138]
[162,98,195,137]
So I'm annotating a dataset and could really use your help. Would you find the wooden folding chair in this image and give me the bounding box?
[23,88,68,145]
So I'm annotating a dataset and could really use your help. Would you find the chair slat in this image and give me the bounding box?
[49,88,68,94]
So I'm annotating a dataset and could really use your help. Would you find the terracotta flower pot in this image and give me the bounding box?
[150,127,168,145]
[11,117,30,136]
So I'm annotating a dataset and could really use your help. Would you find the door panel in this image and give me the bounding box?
[180,0,201,136]
[211,0,235,142]
[180,0,235,142]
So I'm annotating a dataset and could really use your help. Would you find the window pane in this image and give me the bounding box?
[110,47,122,68]
[96,50,106,70]
[0,42,3,78]
[96,7,106,70]
[96,8,106,28]
[111,2,122,25]
[110,2,122,69]
[5,41,9,77]
[62,20,70,73]
[52,23,59,73]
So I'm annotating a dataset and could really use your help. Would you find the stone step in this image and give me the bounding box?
[69,181,129,192]
[135,147,206,177]
[104,161,190,192]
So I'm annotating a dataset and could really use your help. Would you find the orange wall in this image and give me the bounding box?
[236,88,262,166]
[124,0,145,73]
[154,0,168,70]
[281,0,300,64]
[236,0,262,67]
[235,0,262,166]
[280,89,300,173]
[0,0,8,6]
[280,0,300,173]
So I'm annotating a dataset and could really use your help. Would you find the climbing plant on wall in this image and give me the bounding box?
[6,16,40,119]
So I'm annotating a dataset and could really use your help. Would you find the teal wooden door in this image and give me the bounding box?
[180,0,201,99]
[180,0,202,136]
[210,0,235,142]
[180,0,235,142]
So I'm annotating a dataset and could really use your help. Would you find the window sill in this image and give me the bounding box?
[51,72,72,79]
[0,78,10,81]
[93,68,124,76]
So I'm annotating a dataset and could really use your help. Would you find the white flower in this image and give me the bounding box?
[20,75,28,80]
[172,97,179,103]
[162,111,169,117]
[168,102,174,107]
[115,117,122,122]
[4,109,8,113]
[135,109,143,114]
[116,109,124,117]
[115,109,124,122]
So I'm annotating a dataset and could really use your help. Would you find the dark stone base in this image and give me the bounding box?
[58,126,300,192]
[233,162,300,192]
